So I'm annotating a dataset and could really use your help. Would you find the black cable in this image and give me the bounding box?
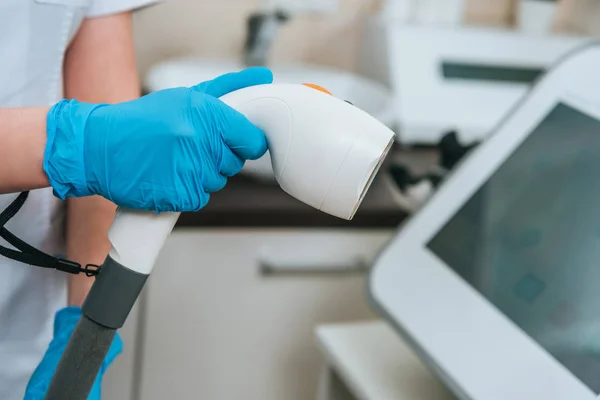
[44,315,116,400]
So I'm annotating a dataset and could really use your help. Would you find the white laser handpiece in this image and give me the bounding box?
[108,83,395,275]
[45,83,395,400]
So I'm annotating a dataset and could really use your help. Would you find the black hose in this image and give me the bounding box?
[45,255,149,399]
[44,315,116,400]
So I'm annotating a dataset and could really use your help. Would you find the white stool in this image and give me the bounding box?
[315,321,456,400]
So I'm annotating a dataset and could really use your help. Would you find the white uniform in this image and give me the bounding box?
[0,1,155,398]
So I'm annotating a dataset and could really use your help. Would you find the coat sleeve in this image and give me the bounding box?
[86,0,161,18]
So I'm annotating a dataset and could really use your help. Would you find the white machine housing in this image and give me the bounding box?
[370,44,600,400]
[357,20,591,144]
[108,83,395,275]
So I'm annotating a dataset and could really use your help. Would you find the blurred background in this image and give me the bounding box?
[133,0,600,78]
[102,1,600,399]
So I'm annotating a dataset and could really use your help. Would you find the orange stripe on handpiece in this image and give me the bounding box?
[302,83,332,95]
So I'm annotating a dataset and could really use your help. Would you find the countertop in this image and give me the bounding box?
[176,146,437,229]
[315,321,455,400]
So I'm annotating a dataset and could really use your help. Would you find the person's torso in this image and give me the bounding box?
[0,2,92,398]
[0,0,89,106]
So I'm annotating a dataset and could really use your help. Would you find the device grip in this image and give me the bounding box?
[108,209,180,275]
[83,255,148,329]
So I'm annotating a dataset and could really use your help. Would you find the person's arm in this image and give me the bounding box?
[0,107,50,193]
[62,11,141,306]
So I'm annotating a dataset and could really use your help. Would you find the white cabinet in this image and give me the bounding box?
[137,229,393,400]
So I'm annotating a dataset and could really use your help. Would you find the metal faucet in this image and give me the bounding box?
[244,9,290,66]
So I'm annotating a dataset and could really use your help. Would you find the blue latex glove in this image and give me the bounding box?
[24,307,123,400]
[44,67,273,212]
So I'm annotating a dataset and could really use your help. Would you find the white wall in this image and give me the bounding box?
[133,0,380,77]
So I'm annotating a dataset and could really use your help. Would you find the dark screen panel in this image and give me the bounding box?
[442,62,545,84]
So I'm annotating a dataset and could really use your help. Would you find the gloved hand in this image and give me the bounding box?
[44,67,273,212]
[24,307,122,400]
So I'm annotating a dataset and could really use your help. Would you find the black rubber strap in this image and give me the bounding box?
[0,191,100,276]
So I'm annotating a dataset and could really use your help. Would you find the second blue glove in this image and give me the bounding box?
[44,67,273,212]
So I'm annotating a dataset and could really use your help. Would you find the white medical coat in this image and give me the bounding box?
[0,1,155,398]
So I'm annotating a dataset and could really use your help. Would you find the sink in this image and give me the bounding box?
[145,58,396,182]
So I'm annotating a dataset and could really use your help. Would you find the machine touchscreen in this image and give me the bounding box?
[429,103,600,393]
